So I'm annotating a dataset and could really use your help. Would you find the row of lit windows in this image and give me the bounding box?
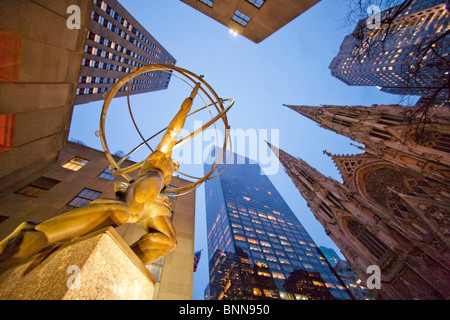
[86,32,149,66]
[84,44,153,67]
[81,56,136,72]
[226,199,304,232]
[79,75,116,84]
[76,84,161,96]
[79,75,161,86]
[93,0,172,62]
[86,30,170,69]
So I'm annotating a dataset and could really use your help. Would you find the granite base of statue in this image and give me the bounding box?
[0,227,155,300]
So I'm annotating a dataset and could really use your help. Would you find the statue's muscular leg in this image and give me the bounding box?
[0,199,131,274]
[131,196,177,265]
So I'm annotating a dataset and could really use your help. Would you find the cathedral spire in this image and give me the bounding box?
[266,143,349,218]
[282,104,322,123]
[267,142,320,203]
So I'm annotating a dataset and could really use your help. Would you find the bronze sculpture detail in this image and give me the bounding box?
[0,65,233,275]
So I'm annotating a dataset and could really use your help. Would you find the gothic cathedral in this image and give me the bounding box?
[271,104,449,299]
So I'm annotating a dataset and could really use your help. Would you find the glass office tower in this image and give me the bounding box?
[203,148,352,300]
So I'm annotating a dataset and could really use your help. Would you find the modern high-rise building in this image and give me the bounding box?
[76,0,177,104]
[329,0,449,105]
[274,104,450,299]
[319,246,340,267]
[179,0,321,43]
[203,148,352,300]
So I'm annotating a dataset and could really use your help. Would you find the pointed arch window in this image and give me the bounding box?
[363,166,432,219]
[347,219,389,259]
[414,130,450,153]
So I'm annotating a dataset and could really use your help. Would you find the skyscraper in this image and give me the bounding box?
[203,148,352,300]
[179,0,321,43]
[319,246,340,267]
[329,0,449,105]
[274,104,450,299]
[76,0,176,104]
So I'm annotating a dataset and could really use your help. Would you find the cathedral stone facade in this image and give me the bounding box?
[271,104,449,299]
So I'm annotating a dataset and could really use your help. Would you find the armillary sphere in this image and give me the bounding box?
[99,64,234,196]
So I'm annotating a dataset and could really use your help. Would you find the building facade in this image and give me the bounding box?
[329,0,449,105]
[76,0,176,104]
[272,104,450,299]
[0,0,176,189]
[0,0,93,186]
[203,148,352,300]
[180,0,321,43]
[0,142,196,299]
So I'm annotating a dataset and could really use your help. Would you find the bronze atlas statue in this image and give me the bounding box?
[0,65,233,275]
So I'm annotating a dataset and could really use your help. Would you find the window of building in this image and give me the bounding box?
[16,176,60,198]
[98,167,115,181]
[61,157,89,171]
[246,0,265,8]
[199,0,214,7]
[68,188,101,208]
[0,113,15,152]
[347,219,389,259]
[232,10,251,27]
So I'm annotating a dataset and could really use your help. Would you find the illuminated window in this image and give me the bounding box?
[68,188,101,208]
[0,113,15,152]
[16,176,60,198]
[243,196,251,201]
[248,238,259,244]
[234,235,246,241]
[260,241,271,247]
[253,288,262,296]
[232,10,250,27]
[325,283,336,289]
[62,157,89,171]
[257,271,271,277]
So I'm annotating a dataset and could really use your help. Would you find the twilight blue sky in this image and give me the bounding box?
[69,0,412,299]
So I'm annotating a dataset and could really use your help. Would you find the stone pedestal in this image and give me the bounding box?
[0,227,155,300]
